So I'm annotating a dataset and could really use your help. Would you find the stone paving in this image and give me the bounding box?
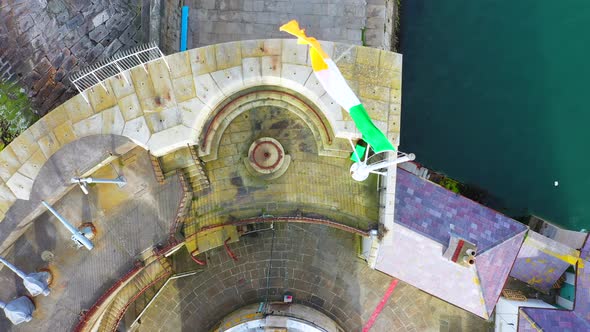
[165,0,397,53]
[0,146,180,331]
[184,105,380,243]
[0,0,151,115]
[136,223,491,331]
[0,40,402,229]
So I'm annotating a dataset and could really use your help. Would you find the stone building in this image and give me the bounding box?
[0,1,549,331]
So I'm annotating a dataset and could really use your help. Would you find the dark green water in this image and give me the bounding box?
[399,1,590,230]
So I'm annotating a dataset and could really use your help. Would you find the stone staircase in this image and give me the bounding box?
[159,145,210,194]
[98,257,173,332]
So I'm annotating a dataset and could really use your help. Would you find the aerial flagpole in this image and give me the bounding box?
[280,20,416,181]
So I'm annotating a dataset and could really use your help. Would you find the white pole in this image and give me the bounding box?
[42,201,94,251]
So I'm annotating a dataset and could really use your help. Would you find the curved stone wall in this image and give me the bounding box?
[0,40,402,227]
[134,223,488,331]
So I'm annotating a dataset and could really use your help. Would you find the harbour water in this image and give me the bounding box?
[399,1,590,230]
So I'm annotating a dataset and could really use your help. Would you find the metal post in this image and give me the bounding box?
[0,257,50,297]
[0,296,35,325]
[350,153,416,182]
[41,201,94,251]
[71,176,126,195]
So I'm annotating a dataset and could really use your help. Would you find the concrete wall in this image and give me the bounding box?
[159,0,397,53]
[0,0,151,116]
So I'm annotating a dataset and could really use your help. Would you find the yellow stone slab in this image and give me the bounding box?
[355,63,381,85]
[6,172,33,200]
[388,113,401,133]
[379,51,402,72]
[362,99,389,122]
[356,46,381,67]
[53,121,77,146]
[145,107,181,132]
[359,82,390,103]
[172,75,197,103]
[0,146,22,182]
[390,75,402,90]
[167,52,192,79]
[42,105,69,130]
[241,40,282,58]
[390,89,401,106]
[27,119,50,141]
[178,97,210,130]
[18,149,47,180]
[130,66,156,103]
[38,132,61,159]
[73,113,103,137]
[87,84,117,112]
[101,106,125,135]
[194,226,238,254]
[215,41,242,70]
[9,130,39,164]
[147,59,176,108]
[189,46,218,76]
[261,56,282,78]
[245,40,270,58]
[0,182,17,214]
[109,72,136,99]
[63,94,95,123]
[118,93,144,121]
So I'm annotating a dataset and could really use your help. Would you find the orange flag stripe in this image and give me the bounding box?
[279,20,329,71]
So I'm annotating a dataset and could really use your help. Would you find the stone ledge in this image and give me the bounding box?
[0,40,402,223]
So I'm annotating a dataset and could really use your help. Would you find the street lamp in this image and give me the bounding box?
[41,201,94,250]
[0,296,35,325]
[71,176,126,195]
[0,257,50,297]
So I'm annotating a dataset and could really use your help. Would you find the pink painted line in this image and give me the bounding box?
[362,279,399,332]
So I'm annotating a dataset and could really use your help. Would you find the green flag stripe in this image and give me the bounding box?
[349,104,395,153]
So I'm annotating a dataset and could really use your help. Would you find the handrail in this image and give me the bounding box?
[148,150,166,184]
[169,169,193,237]
[73,261,145,332]
[185,216,370,240]
[108,270,172,332]
[129,271,201,330]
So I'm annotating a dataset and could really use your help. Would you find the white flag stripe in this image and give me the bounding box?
[315,59,361,111]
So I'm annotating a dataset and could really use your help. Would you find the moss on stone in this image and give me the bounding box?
[0,81,38,150]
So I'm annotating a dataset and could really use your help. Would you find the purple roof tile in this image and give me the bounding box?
[518,312,541,332]
[395,168,527,253]
[510,232,577,292]
[581,234,590,261]
[477,231,526,316]
[518,237,590,331]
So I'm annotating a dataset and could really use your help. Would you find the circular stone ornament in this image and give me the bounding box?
[245,137,291,179]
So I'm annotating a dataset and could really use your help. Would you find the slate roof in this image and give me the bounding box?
[582,234,590,261]
[394,169,527,253]
[510,231,579,292]
[518,235,590,331]
[375,169,527,318]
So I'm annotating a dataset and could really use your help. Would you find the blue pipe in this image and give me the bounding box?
[180,6,189,51]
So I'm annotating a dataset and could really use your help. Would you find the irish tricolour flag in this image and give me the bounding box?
[280,20,395,153]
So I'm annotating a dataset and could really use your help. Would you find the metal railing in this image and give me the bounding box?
[70,42,169,103]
